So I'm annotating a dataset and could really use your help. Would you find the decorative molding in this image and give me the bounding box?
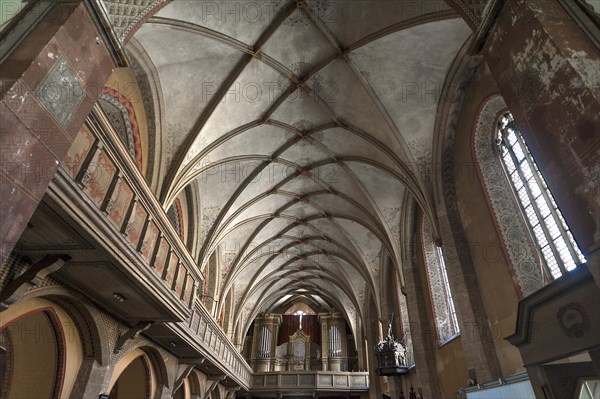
[421,218,454,344]
[472,95,544,296]
[101,0,171,43]
[507,264,592,346]
[35,57,85,127]
[113,321,153,354]
[556,301,589,338]
[0,254,71,309]
[99,87,143,169]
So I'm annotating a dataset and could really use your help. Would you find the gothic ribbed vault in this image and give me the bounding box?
[130,0,473,340]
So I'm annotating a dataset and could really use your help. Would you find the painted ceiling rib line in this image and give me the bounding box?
[338,124,430,212]
[133,0,473,325]
[148,17,255,54]
[225,230,367,284]
[207,196,335,254]
[149,16,305,84]
[159,52,252,202]
[224,220,383,288]
[344,9,459,53]
[245,266,358,310]
[336,162,409,274]
[212,191,386,248]
[243,272,361,322]
[173,126,423,211]
[300,2,343,53]
[342,55,417,172]
[195,156,345,269]
[197,157,407,294]
[224,242,375,310]
[239,274,361,326]
[171,117,419,207]
[172,73,344,205]
[196,161,272,267]
[194,160,326,249]
[206,178,393,268]
[160,0,298,202]
[222,234,375,300]
[225,237,378,302]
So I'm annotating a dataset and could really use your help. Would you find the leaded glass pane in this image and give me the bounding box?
[511,171,523,190]
[529,180,542,199]
[525,205,540,227]
[517,186,530,207]
[521,162,533,180]
[504,155,517,174]
[507,130,517,146]
[537,198,551,218]
[554,236,576,271]
[533,225,548,247]
[497,112,586,282]
[546,217,561,239]
[512,142,526,162]
[541,246,561,278]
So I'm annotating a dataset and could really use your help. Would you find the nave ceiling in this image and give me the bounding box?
[122,0,474,338]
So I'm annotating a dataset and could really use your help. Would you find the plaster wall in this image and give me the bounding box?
[452,62,525,377]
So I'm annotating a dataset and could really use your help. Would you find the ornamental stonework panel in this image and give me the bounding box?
[35,57,85,128]
[473,95,544,296]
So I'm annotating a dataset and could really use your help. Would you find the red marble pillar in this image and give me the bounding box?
[483,0,600,284]
[0,1,115,265]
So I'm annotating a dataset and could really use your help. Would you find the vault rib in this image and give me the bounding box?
[197,156,398,270]
[153,8,455,202]
[210,190,384,248]
[221,220,378,297]
[241,268,360,320]
[169,121,424,208]
[158,0,298,203]
[344,10,459,53]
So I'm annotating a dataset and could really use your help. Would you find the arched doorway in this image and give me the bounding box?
[109,355,150,398]
[0,309,62,398]
[0,297,85,399]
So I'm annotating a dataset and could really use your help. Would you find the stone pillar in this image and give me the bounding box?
[69,359,110,399]
[437,211,503,383]
[355,324,366,371]
[0,1,116,266]
[483,0,600,287]
[402,253,442,399]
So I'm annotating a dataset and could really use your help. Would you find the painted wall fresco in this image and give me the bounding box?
[126,201,148,249]
[63,125,95,179]
[107,178,133,229]
[82,149,117,208]
[63,124,199,310]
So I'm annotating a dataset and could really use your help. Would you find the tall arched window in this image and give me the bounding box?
[497,113,586,279]
[422,218,460,344]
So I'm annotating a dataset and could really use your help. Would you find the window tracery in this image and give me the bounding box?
[496,113,586,279]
